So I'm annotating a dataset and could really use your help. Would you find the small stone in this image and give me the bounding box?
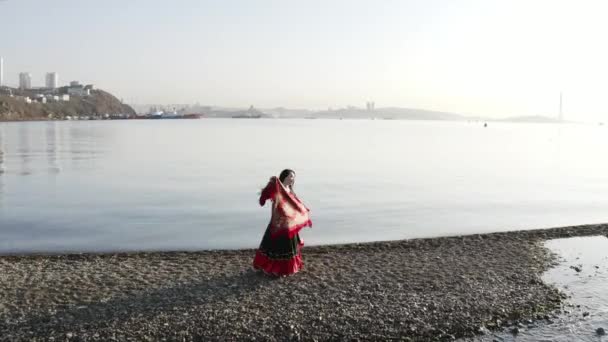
[570,265,582,272]
[597,327,606,336]
[477,326,489,335]
[66,332,73,339]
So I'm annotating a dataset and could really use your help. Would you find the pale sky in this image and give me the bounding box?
[2,0,608,121]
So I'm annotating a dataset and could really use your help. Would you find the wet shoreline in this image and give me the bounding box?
[1,223,607,341]
[472,235,608,342]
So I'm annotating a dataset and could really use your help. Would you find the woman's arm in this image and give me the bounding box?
[259,177,278,206]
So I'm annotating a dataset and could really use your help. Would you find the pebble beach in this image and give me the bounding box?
[2,224,608,341]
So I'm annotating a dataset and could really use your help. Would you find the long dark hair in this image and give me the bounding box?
[279,169,295,191]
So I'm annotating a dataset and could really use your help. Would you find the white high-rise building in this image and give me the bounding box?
[45,72,59,89]
[19,72,32,90]
[0,57,4,87]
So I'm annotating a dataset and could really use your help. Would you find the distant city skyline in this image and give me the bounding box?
[2,0,608,122]
[10,69,60,89]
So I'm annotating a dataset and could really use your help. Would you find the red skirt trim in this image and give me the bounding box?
[252,248,304,276]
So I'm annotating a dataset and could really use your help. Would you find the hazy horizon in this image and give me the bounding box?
[2,0,608,122]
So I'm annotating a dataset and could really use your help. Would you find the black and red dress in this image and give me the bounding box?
[253,177,312,276]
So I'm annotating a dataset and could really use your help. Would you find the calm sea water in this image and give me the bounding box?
[1,119,608,254]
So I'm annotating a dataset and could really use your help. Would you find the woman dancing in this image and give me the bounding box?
[253,169,312,276]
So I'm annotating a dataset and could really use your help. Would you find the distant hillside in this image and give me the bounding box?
[500,115,561,123]
[129,102,565,123]
[310,107,467,120]
[0,89,135,121]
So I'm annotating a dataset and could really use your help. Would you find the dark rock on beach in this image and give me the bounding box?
[570,265,583,272]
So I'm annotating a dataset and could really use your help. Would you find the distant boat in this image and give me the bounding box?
[183,114,202,119]
[149,110,164,119]
[146,110,201,119]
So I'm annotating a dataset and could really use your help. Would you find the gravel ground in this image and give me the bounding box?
[1,223,607,341]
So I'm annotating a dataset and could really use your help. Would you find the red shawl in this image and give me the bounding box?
[259,177,312,239]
